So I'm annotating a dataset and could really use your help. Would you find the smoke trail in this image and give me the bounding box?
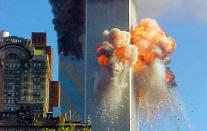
[49,0,85,60]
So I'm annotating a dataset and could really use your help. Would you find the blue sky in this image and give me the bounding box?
[1,0,207,130]
[0,0,58,80]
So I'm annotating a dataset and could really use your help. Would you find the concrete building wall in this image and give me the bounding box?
[32,33,53,81]
[0,33,54,119]
[0,61,4,112]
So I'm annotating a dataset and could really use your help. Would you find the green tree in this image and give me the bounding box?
[83,126,90,131]
[58,121,75,131]
[42,128,55,131]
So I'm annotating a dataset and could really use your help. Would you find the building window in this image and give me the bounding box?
[11,85,15,89]
[25,63,27,67]
[7,92,14,97]
[33,62,36,67]
[33,92,40,96]
[16,63,20,68]
[15,99,19,103]
[33,85,36,89]
[8,99,14,104]
[16,85,20,88]
[33,99,40,102]
[24,84,27,89]
[37,85,40,90]
[15,92,19,96]
[38,63,41,67]
[33,77,40,82]
[33,85,40,90]
[3,107,7,111]
[34,106,40,110]
[36,92,40,96]
[23,90,27,96]
[24,77,27,81]
[10,107,15,111]
[3,99,7,104]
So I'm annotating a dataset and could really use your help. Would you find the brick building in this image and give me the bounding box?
[0,31,60,119]
[49,81,60,112]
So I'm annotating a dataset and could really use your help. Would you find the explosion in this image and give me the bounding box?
[130,18,176,116]
[131,18,175,74]
[96,18,177,120]
[96,28,138,97]
[95,28,138,128]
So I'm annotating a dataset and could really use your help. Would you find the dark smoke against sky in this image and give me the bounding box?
[49,0,85,60]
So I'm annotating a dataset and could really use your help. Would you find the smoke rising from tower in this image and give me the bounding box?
[49,0,85,60]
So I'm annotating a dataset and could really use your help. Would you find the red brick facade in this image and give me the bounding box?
[49,81,60,112]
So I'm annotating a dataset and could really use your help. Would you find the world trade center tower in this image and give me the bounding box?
[50,0,139,130]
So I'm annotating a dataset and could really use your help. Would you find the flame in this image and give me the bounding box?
[115,47,131,66]
[166,67,175,83]
[96,45,103,53]
[166,38,176,55]
[130,18,176,73]
[97,55,108,67]
[95,18,177,124]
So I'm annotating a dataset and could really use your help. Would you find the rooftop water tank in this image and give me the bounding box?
[0,30,10,37]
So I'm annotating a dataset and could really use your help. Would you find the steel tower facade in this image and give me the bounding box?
[58,0,138,130]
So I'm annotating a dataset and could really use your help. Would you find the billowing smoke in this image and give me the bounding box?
[130,18,176,115]
[95,28,138,129]
[96,18,177,119]
[96,28,138,103]
[49,0,85,60]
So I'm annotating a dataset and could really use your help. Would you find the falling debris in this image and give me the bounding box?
[96,18,178,127]
[130,18,176,115]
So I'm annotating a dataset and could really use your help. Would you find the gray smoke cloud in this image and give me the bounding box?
[49,0,85,60]
[95,28,138,98]
[94,28,138,130]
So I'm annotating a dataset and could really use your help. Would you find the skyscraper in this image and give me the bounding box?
[86,1,138,130]
[51,0,138,130]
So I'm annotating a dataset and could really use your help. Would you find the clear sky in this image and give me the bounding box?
[0,0,59,80]
[0,0,207,130]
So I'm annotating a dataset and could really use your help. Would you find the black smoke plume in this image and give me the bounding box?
[49,0,85,60]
